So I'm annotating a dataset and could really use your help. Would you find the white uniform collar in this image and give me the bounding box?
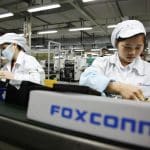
[109,52,145,75]
[15,51,25,65]
[4,51,25,71]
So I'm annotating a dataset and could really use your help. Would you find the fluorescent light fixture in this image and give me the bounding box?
[108,48,117,51]
[107,24,117,28]
[0,12,14,19]
[91,48,100,51]
[82,0,96,2]
[74,49,84,52]
[69,27,93,32]
[35,45,44,48]
[37,30,58,35]
[27,4,61,13]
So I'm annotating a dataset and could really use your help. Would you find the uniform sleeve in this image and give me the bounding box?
[14,70,40,84]
[79,57,111,93]
[14,57,45,85]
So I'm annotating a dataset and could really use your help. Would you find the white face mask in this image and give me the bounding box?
[2,44,14,61]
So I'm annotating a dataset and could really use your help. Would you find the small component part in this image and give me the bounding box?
[144,97,150,102]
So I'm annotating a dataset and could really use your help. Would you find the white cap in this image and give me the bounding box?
[111,20,146,47]
[0,33,29,52]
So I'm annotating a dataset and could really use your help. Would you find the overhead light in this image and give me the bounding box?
[74,49,84,52]
[27,4,61,13]
[91,48,100,51]
[107,24,117,28]
[108,48,117,51]
[82,0,96,2]
[69,27,93,32]
[35,45,44,48]
[0,12,14,19]
[37,30,58,35]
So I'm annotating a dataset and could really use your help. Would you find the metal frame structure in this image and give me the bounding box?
[48,41,61,80]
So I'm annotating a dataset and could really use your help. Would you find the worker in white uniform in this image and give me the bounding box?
[79,20,150,101]
[0,33,45,88]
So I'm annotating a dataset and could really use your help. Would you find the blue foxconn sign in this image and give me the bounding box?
[50,104,150,135]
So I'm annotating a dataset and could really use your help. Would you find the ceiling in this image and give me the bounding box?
[0,0,150,49]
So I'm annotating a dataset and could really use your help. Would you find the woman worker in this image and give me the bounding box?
[0,33,45,88]
[79,20,150,101]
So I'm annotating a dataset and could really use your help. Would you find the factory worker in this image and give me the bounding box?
[0,33,45,88]
[80,20,150,101]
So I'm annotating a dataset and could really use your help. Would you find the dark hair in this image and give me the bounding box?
[101,47,109,52]
[3,42,11,45]
[116,33,147,49]
[17,45,22,51]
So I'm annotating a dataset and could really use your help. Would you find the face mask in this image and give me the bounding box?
[2,44,14,61]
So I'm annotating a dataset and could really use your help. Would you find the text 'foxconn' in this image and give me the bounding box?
[50,104,150,135]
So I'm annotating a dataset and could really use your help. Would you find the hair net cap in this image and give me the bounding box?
[0,33,29,52]
[111,20,146,48]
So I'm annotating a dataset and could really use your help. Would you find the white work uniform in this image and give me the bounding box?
[79,52,150,97]
[1,51,45,88]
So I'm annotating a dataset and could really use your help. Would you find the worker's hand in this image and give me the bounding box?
[118,83,144,101]
[107,81,145,101]
[0,71,14,80]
